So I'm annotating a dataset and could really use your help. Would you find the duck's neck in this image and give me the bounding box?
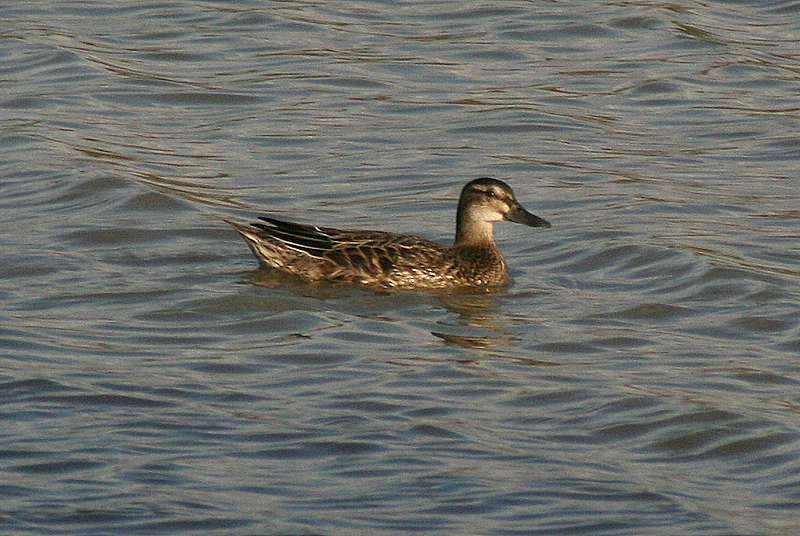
[454,211,495,248]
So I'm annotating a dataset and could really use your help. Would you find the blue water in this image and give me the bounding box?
[2,1,799,534]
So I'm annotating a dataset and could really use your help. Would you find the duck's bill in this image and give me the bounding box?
[506,204,551,228]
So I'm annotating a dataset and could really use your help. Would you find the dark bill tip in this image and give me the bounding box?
[506,204,551,228]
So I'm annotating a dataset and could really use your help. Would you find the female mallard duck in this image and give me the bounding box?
[226,178,550,289]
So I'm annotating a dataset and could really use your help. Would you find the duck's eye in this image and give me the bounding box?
[484,189,496,198]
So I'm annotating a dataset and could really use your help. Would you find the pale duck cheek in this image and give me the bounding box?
[471,206,504,223]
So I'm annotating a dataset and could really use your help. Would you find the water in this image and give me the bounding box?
[2,1,799,534]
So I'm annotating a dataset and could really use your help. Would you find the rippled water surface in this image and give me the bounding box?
[2,1,800,534]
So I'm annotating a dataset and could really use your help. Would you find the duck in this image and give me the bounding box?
[226,177,550,290]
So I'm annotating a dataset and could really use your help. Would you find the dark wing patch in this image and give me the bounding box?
[247,216,436,275]
[252,217,335,258]
[379,256,394,272]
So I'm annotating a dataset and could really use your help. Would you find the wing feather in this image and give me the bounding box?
[233,216,446,275]
[252,217,337,258]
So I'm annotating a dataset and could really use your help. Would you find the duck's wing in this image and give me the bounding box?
[251,216,406,259]
[251,216,338,258]
[228,216,460,286]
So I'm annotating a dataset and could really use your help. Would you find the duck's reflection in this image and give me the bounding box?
[431,290,557,365]
[244,267,536,353]
[430,289,510,349]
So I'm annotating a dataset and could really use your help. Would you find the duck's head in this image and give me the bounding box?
[455,178,550,245]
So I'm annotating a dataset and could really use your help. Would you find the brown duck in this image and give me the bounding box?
[226,178,550,289]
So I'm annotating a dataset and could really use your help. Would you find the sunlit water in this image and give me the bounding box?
[2,2,799,534]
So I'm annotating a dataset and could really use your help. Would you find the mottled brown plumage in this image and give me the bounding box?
[226,178,550,289]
